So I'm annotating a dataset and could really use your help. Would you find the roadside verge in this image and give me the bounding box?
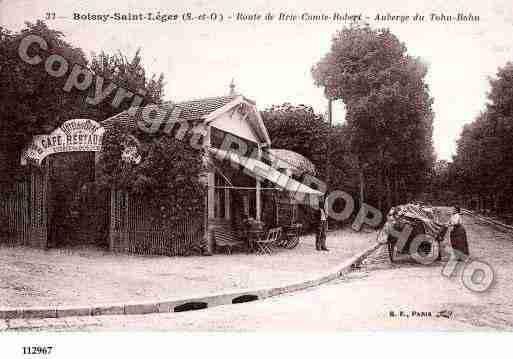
[0,242,381,320]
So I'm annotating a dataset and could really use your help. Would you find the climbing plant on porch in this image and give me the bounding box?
[97,125,206,229]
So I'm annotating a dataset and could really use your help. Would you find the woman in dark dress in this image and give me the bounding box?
[449,206,469,260]
[315,203,329,251]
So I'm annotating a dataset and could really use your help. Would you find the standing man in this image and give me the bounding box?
[448,206,469,260]
[316,202,329,251]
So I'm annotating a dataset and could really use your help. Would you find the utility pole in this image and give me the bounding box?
[325,99,333,205]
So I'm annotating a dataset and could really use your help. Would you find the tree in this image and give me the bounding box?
[312,24,435,211]
[97,125,205,226]
[261,104,360,227]
[88,49,165,120]
[261,103,331,180]
[423,159,458,204]
[0,21,88,182]
[0,21,165,183]
[451,62,513,213]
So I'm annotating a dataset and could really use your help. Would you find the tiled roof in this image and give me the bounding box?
[101,95,239,131]
[268,149,316,175]
[171,95,238,121]
[101,109,138,131]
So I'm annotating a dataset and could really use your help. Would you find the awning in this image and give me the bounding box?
[208,147,324,196]
[268,148,316,175]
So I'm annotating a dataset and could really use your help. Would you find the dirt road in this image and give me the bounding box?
[3,214,512,331]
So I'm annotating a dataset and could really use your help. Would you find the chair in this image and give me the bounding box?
[254,227,282,255]
[281,223,302,249]
[214,224,246,254]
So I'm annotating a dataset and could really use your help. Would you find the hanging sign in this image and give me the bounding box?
[21,119,105,166]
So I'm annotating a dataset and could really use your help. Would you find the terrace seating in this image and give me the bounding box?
[254,227,282,255]
[214,223,246,254]
[278,223,302,249]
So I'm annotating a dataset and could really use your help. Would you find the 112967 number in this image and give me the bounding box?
[23,346,53,355]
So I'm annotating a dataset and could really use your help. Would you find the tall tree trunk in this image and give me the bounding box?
[377,166,382,211]
[359,168,365,207]
[386,174,392,210]
[393,170,398,205]
[493,192,499,213]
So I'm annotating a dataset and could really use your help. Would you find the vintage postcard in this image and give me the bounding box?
[0,0,511,357]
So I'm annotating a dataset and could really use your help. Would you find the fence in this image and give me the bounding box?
[109,190,204,256]
[0,169,48,248]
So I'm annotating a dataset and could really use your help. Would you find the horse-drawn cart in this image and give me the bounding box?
[380,203,448,263]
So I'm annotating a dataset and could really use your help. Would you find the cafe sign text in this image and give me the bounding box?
[21,119,105,165]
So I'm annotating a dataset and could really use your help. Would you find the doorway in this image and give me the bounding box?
[47,152,109,248]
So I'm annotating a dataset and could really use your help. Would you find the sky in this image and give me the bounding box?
[1,0,513,160]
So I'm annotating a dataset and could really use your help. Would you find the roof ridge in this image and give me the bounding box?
[164,94,240,105]
[103,95,244,123]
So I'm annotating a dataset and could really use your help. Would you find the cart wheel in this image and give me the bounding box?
[419,240,432,256]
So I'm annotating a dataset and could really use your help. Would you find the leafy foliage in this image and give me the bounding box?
[261,104,359,228]
[1,20,204,236]
[261,103,330,178]
[88,49,165,119]
[0,21,164,183]
[450,62,513,212]
[0,21,88,181]
[97,125,206,226]
[312,24,435,211]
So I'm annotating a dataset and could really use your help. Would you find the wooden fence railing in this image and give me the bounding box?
[0,169,48,248]
[109,191,204,256]
[0,180,30,245]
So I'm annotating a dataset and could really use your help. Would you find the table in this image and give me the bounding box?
[245,229,264,253]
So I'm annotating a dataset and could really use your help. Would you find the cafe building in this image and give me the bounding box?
[0,85,322,256]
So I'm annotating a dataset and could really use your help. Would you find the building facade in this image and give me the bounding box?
[0,89,321,255]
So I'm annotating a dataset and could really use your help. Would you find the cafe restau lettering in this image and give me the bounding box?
[21,119,105,165]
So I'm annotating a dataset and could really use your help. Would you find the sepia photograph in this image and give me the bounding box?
[0,0,512,357]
